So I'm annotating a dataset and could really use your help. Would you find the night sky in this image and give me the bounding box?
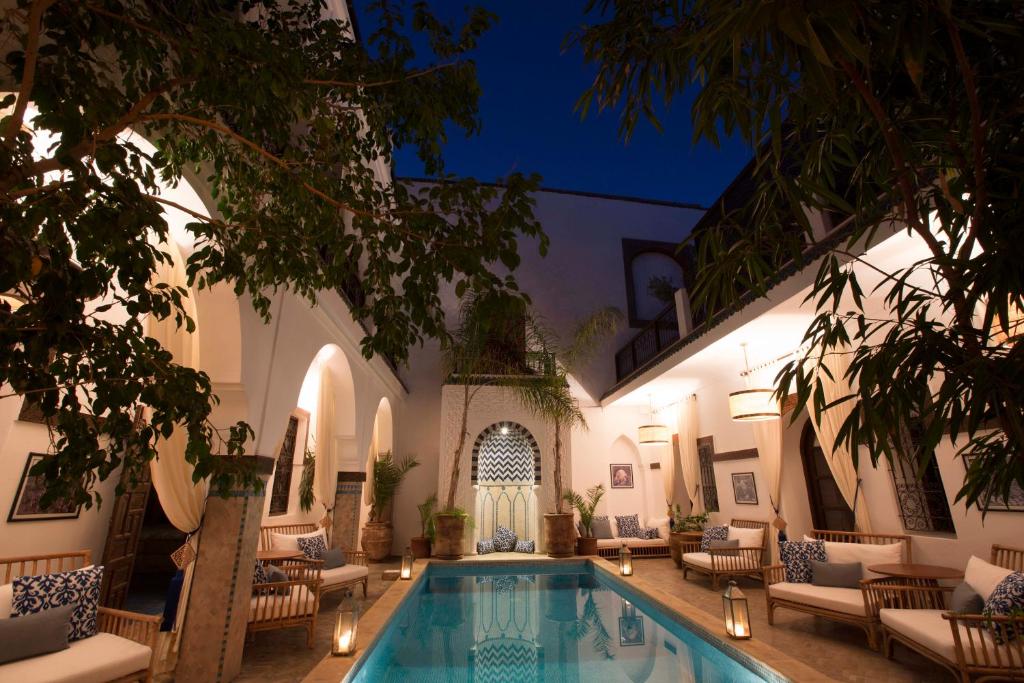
[355,1,753,207]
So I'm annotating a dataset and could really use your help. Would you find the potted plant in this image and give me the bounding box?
[361,451,419,561]
[411,493,436,558]
[669,510,709,568]
[563,484,605,556]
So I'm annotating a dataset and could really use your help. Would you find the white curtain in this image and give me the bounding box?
[676,394,703,514]
[809,346,873,532]
[312,362,335,515]
[363,414,379,506]
[661,439,677,511]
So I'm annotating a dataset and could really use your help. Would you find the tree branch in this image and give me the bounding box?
[304,62,457,89]
[2,0,59,143]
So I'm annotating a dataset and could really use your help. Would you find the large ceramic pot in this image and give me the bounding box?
[669,530,704,568]
[361,521,392,561]
[433,513,465,560]
[576,536,598,556]
[544,513,576,558]
[410,536,431,559]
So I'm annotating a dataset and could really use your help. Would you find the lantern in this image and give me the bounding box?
[722,580,752,639]
[400,546,414,580]
[618,544,633,576]
[331,594,360,656]
[728,388,780,422]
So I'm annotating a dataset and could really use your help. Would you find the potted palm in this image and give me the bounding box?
[563,484,605,556]
[411,493,436,558]
[361,451,419,561]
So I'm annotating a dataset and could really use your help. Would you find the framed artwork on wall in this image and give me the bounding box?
[8,453,82,522]
[618,616,645,646]
[610,464,634,489]
[731,472,759,505]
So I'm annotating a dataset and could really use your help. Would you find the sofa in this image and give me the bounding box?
[0,551,160,683]
[592,515,672,559]
[682,518,770,589]
[248,558,323,648]
[260,523,369,597]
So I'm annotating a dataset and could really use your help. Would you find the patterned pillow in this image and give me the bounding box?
[12,565,103,641]
[642,527,661,540]
[983,572,1024,644]
[780,540,827,583]
[700,525,729,552]
[253,561,268,586]
[493,525,518,552]
[614,514,643,539]
[476,538,495,555]
[514,539,535,553]
[297,534,328,560]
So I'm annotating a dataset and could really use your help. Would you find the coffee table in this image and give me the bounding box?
[867,563,964,581]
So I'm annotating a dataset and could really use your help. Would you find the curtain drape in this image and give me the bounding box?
[363,414,379,506]
[748,370,784,562]
[312,362,335,514]
[661,439,677,512]
[809,346,873,532]
[677,394,703,514]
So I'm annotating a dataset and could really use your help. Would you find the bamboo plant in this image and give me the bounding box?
[562,484,606,537]
[369,451,419,523]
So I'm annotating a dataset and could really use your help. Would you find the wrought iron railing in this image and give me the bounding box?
[614,303,680,382]
[450,350,557,381]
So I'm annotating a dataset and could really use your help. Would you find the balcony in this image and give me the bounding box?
[614,302,681,382]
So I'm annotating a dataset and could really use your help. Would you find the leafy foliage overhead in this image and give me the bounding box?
[575,1,1023,507]
[0,0,544,507]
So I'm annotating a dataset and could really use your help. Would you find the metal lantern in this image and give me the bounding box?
[331,594,360,656]
[722,581,752,639]
[618,543,633,576]
[400,545,414,580]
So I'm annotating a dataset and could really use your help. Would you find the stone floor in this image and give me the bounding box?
[230,556,951,682]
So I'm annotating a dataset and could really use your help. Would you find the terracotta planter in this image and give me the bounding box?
[670,530,704,568]
[361,521,393,561]
[576,536,598,556]
[544,513,576,558]
[410,536,431,559]
[433,513,466,560]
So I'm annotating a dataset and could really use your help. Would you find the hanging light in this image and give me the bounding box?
[618,543,634,576]
[729,344,780,422]
[400,546,414,580]
[638,395,670,445]
[722,580,752,639]
[331,594,360,656]
[1,292,26,311]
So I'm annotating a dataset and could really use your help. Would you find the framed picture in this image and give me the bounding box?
[731,472,759,505]
[610,464,634,489]
[8,453,81,522]
[619,615,645,646]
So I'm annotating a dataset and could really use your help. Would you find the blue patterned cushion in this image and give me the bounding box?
[700,525,729,552]
[514,539,535,553]
[297,534,327,560]
[12,565,103,641]
[780,540,827,583]
[493,525,518,552]
[253,561,268,586]
[983,572,1024,643]
[476,538,495,555]
[614,514,643,539]
[642,527,661,540]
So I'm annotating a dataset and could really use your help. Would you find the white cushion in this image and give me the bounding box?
[270,528,325,551]
[769,582,867,616]
[727,526,764,549]
[249,585,317,621]
[804,537,903,580]
[682,552,759,571]
[0,583,11,619]
[597,538,667,549]
[880,608,1001,666]
[647,516,671,541]
[965,555,1012,601]
[321,564,368,587]
[0,632,151,683]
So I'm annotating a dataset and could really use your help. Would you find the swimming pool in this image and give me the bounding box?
[345,561,786,682]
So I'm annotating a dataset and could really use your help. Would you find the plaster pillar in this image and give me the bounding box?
[176,456,274,683]
[332,471,366,551]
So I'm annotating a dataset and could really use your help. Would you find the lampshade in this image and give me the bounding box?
[638,424,670,445]
[728,389,780,422]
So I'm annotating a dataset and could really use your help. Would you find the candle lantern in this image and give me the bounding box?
[722,580,752,639]
[400,545,414,580]
[331,594,360,656]
[618,543,633,576]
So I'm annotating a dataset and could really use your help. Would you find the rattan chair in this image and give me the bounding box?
[681,519,771,589]
[260,522,369,597]
[248,558,323,648]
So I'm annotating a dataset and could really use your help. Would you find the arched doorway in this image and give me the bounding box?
[472,422,540,545]
[799,419,855,531]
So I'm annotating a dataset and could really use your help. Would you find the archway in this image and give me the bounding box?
[472,421,541,545]
[799,419,855,532]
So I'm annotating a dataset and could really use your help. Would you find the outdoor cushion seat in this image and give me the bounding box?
[682,552,759,572]
[880,608,999,666]
[0,631,152,683]
[321,564,369,588]
[769,582,867,616]
[596,537,668,549]
[248,585,317,621]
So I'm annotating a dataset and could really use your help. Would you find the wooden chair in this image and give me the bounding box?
[248,558,323,648]
[866,544,1024,682]
[764,529,910,650]
[0,551,160,683]
[681,519,771,589]
[260,522,369,597]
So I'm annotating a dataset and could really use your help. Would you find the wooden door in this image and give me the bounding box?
[99,465,152,609]
[799,419,855,532]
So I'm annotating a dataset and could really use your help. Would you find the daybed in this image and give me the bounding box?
[682,518,771,589]
[260,523,369,597]
[0,551,160,683]
[593,515,672,559]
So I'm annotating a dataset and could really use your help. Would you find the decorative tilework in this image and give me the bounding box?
[700,525,729,552]
[12,565,103,641]
[297,534,327,560]
[493,525,518,552]
[471,422,541,484]
[780,540,827,583]
[514,539,535,553]
[983,572,1024,643]
[615,514,643,539]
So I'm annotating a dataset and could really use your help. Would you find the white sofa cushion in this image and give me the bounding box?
[249,585,316,621]
[682,552,758,571]
[597,538,668,549]
[270,528,326,551]
[880,608,1001,665]
[0,583,11,619]
[647,516,671,541]
[965,555,1013,601]
[0,632,151,683]
[728,525,764,549]
[804,536,903,580]
[769,582,867,616]
[321,564,368,588]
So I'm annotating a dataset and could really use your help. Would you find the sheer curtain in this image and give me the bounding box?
[311,363,335,525]
[676,394,703,514]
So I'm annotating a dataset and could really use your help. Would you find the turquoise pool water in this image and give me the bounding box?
[347,562,780,682]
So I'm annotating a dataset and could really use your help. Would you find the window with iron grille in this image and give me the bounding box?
[890,423,955,534]
[697,436,719,513]
[269,415,299,516]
